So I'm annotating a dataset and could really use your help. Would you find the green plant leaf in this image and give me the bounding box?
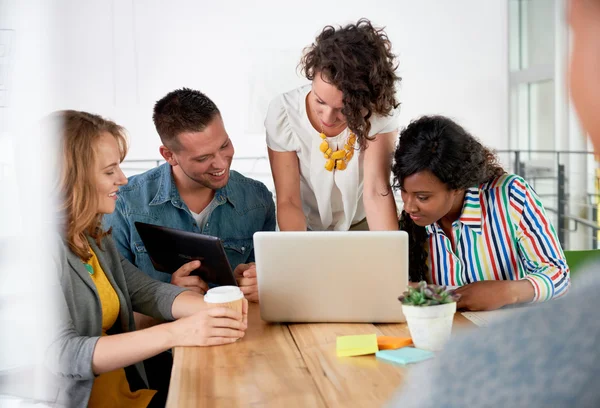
[398,281,459,306]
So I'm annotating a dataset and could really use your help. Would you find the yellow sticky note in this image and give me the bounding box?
[336,334,379,357]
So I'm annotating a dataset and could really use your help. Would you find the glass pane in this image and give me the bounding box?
[520,0,556,70]
[509,0,556,71]
[510,83,531,153]
[529,79,555,151]
[510,79,555,154]
[509,0,521,71]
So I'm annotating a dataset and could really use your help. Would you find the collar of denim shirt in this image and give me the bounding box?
[148,163,236,210]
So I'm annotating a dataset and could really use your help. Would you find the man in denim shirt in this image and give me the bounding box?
[104,88,275,302]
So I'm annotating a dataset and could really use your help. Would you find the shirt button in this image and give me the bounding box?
[206,222,209,227]
[241,246,245,251]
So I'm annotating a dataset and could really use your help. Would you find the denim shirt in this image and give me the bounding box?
[103,163,276,283]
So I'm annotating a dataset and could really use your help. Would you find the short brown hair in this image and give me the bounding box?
[55,110,128,260]
[301,18,400,150]
[152,88,220,151]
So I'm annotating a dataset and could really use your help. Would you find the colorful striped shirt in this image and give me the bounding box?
[425,174,570,302]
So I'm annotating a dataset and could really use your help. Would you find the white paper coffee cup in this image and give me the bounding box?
[204,286,244,314]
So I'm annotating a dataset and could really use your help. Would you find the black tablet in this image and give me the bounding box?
[134,222,237,287]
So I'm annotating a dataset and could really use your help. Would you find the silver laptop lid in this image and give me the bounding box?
[254,231,408,323]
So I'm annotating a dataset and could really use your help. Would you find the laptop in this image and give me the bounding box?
[254,231,409,323]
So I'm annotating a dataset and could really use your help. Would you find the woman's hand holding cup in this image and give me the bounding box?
[171,286,248,346]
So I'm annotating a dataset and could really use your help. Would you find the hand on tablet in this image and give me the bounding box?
[171,260,209,294]
[234,263,259,303]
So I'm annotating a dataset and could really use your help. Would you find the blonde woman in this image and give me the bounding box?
[47,110,248,407]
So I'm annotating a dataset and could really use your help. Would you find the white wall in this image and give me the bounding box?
[48,0,508,187]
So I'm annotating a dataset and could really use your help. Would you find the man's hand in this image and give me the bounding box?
[454,280,534,311]
[171,260,209,294]
[234,263,259,303]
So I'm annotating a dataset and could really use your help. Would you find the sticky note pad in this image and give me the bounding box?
[377,336,413,350]
[375,347,434,365]
[336,334,378,357]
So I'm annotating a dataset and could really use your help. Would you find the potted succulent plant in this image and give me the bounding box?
[398,281,461,351]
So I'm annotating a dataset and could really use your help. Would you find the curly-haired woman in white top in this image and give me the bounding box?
[265,19,401,231]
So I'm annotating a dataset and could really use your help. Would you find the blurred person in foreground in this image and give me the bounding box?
[390,0,600,406]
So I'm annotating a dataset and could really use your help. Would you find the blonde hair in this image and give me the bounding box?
[56,110,128,260]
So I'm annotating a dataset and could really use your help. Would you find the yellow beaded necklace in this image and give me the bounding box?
[309,98,356,171]
[318,131,357,171]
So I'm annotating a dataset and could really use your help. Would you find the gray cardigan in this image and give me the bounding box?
[46,234,187,407]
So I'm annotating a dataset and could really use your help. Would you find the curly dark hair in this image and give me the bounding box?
[300,18,400,150]
[392,116,506,282]
[153,88,220,151]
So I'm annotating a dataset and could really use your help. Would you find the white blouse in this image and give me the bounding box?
[265,84,400,231]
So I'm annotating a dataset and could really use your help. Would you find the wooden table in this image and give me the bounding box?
[167,304,473,407]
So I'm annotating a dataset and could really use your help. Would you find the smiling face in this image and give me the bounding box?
[400,170,463,227]
[160,114,234,191]
[308,72,347,133]
[94,132,127,214]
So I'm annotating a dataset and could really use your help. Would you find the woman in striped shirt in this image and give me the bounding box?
[393,116,569,311]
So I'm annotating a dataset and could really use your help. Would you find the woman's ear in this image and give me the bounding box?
[452,188,466,202]
[452,188,464,197]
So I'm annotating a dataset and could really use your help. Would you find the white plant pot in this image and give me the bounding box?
[402,302,457,351]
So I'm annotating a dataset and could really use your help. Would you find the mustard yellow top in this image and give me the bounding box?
[85,249,156,408]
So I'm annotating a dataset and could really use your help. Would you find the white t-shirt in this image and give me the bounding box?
[190,196,218,231]
[265,84,400,231]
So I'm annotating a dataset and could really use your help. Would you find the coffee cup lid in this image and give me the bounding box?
[204,285,244,303]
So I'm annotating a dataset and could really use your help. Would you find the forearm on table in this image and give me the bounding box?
[505,279,535,305]
[92,323,175,375]
[171,290,207,319]
[276,200,307,231]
